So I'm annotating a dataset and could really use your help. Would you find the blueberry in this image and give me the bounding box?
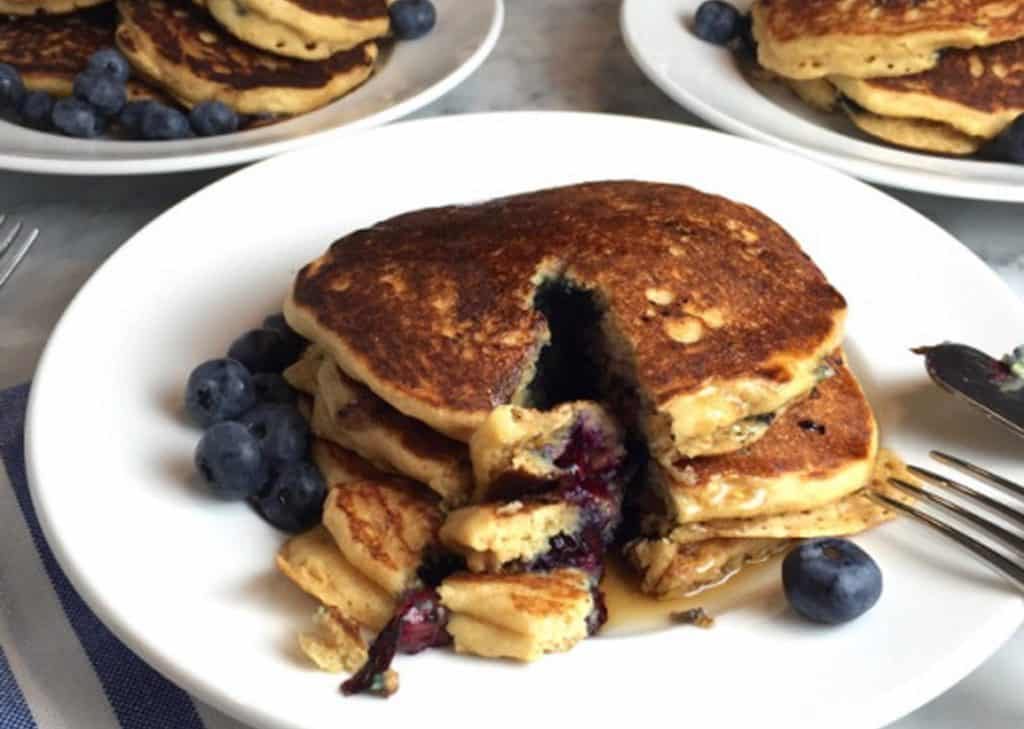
[51,98,106,138]
[389,0,436,40]
[118,100,157,139]
[189,100,239,136]
[87,48,132,83]
[19,91,54,129]
[228,328,302,373]
[735,12,756,56]
[73,71,127,117]
[195,421,269,500]
[251,373,297,405]
[254,461,326,533]
[693,1,742,45]
[993,114,1024,164]
[185,358,256,427]
[782,538,882,625]
[262,312,307,358]
[140,103,192,140]
[0,63,25,109]
[239,403,309,466]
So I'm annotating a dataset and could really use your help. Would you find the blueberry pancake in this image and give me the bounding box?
[195,0,389,61]
[0,0,109,15]
[115,0,378,114]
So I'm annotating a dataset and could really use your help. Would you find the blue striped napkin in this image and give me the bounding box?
[0,384,246,729]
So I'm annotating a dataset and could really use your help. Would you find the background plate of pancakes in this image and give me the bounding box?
[26,112,1024,729]
[0,0,502,175]
[622,0,1024,202]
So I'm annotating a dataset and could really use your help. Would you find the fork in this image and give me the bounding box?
[0,214,40,291]
[871,451,1024,590]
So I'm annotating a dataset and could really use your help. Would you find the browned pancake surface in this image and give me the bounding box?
[289,0,386,19]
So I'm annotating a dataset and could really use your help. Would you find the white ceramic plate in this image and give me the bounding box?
[621,0,1024,202]
[27,112,1024,729]
[0,0,502,176]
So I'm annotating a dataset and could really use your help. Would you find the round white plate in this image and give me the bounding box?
[621,0,1024,202]
[27,112,1024,729]
[0,0,502,176]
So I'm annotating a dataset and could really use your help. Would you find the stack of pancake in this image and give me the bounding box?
[0,0,388,118]
[752,0,1024,155]
[274,180,908,679]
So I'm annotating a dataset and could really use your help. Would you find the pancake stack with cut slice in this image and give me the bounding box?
[752,0,1024,155]
[273,179,904,689]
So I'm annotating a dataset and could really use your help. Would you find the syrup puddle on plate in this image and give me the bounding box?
[600,553,785,636]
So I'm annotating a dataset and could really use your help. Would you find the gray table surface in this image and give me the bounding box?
[1,1,1021,727]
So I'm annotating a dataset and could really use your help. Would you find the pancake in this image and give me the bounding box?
[285,181,846,466]
[650,354,878,525]
[439,569,596,661]
[832,39,1024,140]
[625,537,789,598]
[844,105,983,155]
[439,501,582,572]
[752,0,1024,80]
[321,477,443,596]
[784,77,839,112]
[0,0,109,14]
[310,437,391,488]
[116,0,378,114]
[276,525,394,630]
[283,345,323,396]
[298,605,368,673]
[196,0,389,60]
[310,358,474,506]
[0,6,169,102]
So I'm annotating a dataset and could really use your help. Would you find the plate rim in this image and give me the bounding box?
[24,111,1024,729]
[619,0,1024,203]
[0,0,504,177]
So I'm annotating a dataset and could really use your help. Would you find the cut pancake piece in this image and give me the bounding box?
[752,0,1024,80]
[439,569,596,661]
[116,0,378,114]
[310,437,391,488]
[784,77,839,112]
[832,39,1024,140]
[298,605,368,673]
[286,181,845,463]
[321,477,443,596]
[440,500,582,573]
[844,105,983,155]
[196,0,389,60]
[311,358,473,506]
[275,525,394,630]
[469,401,624,502]
[624,536,789,598]
[283,345,323,396]
[651,355,878,525]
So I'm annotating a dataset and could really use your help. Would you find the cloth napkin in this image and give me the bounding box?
[0,384,244,729]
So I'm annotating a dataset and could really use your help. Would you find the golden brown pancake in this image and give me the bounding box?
[832,39,1024,139]
[298,605,368,673]
[116,0,377,114]
[310,437,392,488]
[0,0,109,14]
[752,0,1024,79]
[843,105,984,155]
[286,181,846,466]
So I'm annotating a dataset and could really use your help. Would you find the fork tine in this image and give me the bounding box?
[0,219,20,259]
[870,492,1024,590]
[906,463,1024,529]
[888,478,1024,555]
[0,226,38,290]
[930,450,1024,502]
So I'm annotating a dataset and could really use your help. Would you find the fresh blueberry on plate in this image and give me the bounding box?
[694,1,741,45]
[251,373,297,405]
[195,421,269,500]
[262,312,307,357]
[51,98,106,138]
[118,100,156,139]
[228,328,301,373]
[389,0,436,40]
[189,100,239,136]
[0,63,25,109]
[782,538,882,625]
[141,103,192,141]
[87,48,132,84]
[19,91,54,129]
[239,403,309,465]
[254,461,326,533]
[184,358,256,427]
[73,71,127,117]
